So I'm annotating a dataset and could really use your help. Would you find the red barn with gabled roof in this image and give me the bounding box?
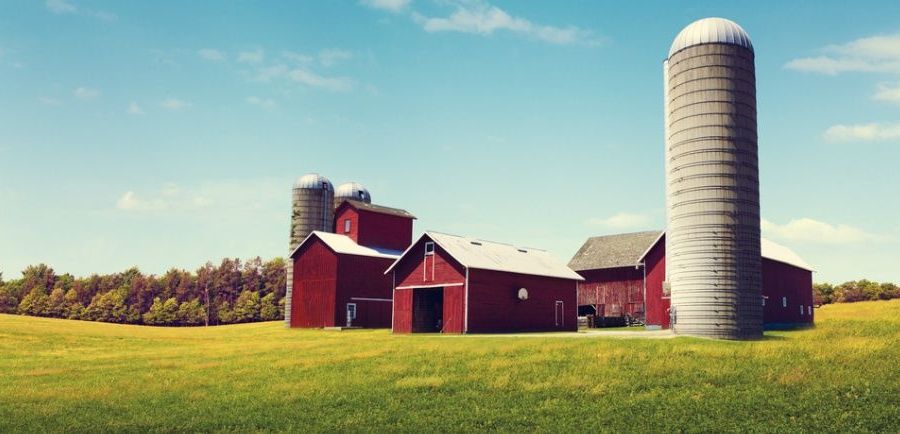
[387,231,584,334]
[569,231,815,330]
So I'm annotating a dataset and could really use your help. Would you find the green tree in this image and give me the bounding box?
[217,301,235,324]
[18,286,49,316]
[259,293,279,321]
[83,288,129,323]
[47,287,66,317]
[0,283,20,314]
[177,299,207,326]
[232,291,260,323]
[63,288,84,319]
[143,297,179,325]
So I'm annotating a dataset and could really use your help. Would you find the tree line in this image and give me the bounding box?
[813,280,900,305]
[0,257,286,326]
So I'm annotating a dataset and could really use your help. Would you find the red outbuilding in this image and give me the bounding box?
[387,232,584,334]
[569,231,815,330]
[289,200,415,329]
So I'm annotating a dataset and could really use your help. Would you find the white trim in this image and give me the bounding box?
[463,267,470,334]
[350,297,393,302]
[395,283,464,290]
[635,231,666,264]
[390,272,395,331]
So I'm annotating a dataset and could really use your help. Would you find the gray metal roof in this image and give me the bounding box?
[339,199,416,219]
[293,173,333,190]
[568,231,663,271]
[335,182,371,203]
[669,17,753,57]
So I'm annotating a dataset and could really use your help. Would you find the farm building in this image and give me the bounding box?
[569,231,815,330]
[288,199,415,328]
[386,232,583,334]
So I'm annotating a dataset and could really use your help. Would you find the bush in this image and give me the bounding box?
[177,299,207,326]
[232,291,261,323]
[260,293,279,321]
[143,297,179,325]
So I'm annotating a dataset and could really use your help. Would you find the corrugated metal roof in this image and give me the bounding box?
[570,230,815,272]
[293,173,333,190]
[338,199,416,219]
[386,231,584,281]
[335,182,371,203]
[568,231,662,271]
[289,231,402,260]
[669,17,753,57]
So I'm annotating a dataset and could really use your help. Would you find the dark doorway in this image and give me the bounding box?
[412,288,443,333]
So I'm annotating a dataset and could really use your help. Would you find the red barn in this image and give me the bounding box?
[387,232,583,334]
[569,231,815,330]
[289,200,415,329]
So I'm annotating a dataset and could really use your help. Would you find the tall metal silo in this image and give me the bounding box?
[334,182,371,209]
[285,173,334,327]
[664,18,762,339]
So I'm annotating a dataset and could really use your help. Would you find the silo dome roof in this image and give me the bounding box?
[669,17,753,57]
[335,182,371,203]
[293,173,333,190]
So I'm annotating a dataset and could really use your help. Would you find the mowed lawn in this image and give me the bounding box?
[1,302,898,432]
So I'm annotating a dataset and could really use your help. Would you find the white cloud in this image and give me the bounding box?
[281,50,314,64]
[288,68,354,92]
[198,48,226,61]
[873,82,900,104]
[116,191,168,211]
[237,48,264,64]
[360,0,410,13]
[73,86,100,100]
[46,0,76,14]
[246,96,277,109]
[823,122,900,142]
[785,34,900,75]
[116,184,212,212]
[411,1,599,46]
[127,102,145,115]
[585,212,652,230]
[38,96,63,107]
[160,98,191,111]
[319,49,352,67]
[762,218,878,244]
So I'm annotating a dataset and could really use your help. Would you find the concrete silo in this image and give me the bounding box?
[334,182,371,209]
[664,18,762,339]
[285,173,335,327]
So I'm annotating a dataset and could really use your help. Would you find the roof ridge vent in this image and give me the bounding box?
[470,241,482,246]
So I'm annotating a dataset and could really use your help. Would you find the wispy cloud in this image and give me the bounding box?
[319,49,353,67]
[786,34,900,75]
[873,82,900,104]
[585,212,652,230]
[38,96,63,107]
[360,0,410,13]
[237,48,264,64]
[160,97,191,111]
[409,1,601,46]
[73,86,100,101]
[762,218,879,244]
[246,96,277,109]
[823,122,900,142]
[127,102,145,115]
[198,48,226,61]
[45,0,116,21]
[288,69,354,91]
[116,183,212,212]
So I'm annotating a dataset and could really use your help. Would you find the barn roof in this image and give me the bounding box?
[568,231,663,271]
[337,199,416,219]
[570,230,814,272]
[386,231,584,281]
[289,231,402,260]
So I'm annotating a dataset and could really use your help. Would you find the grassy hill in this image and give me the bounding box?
[1,301,898,432]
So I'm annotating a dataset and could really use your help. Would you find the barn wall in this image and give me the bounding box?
[392,288,413,333]
[335,254,394,328]
[762,258,814,328]
[333,207,359,243]
[466,269,578,333]
[291,239,338,328]
[644,236,670,328]
[576,267,644,318]
[357,210,413,251]
[392,236,466,334]
[443,285,465,334]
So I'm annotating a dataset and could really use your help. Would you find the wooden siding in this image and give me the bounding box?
[466,269,578,333]
[333,207,359,243]
[291,238,338,328]
[335,254,395,328]
[576,267,644,318]
[644,235,670,328]
[391,235,466,334]
[392,289,413,333]
[357,209,413,252]
[762,258,814,328]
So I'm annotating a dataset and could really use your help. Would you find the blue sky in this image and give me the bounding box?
[1,0,899,283]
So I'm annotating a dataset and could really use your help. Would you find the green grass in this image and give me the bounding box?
[1,301,899,433]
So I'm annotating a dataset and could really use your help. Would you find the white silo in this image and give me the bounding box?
[664,18,762,339]
[285,173,334,327]
[334,182,371,208]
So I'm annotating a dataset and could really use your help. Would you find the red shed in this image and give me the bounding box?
[334,200,415,252]
[387,232,583,334]
[569,231,815,330]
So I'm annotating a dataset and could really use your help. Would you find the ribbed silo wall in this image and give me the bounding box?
[285,186,334,327]
[665,43,762,339]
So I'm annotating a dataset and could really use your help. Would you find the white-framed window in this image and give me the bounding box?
[782,296,787,308]
[346,303,357,320]
[808,305,812,316]
[425,241,435,256]
[344,219,351,233]
[762,296,767,307]
[800,305,804,315]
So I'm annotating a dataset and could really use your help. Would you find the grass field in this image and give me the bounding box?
[2,301,898,433]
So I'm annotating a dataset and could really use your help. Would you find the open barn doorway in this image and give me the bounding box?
[412,288,443,332]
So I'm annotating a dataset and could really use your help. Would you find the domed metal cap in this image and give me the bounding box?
[293,173,333,190]
[669,17,753,57]
[335,182,371,203]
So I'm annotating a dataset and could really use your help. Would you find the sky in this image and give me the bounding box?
[1,0,899,283]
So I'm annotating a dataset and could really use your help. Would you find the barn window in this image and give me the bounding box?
[425,242,435,256]
[344,219,351,233]
[808,305,812,316]
[761,296,766,306]
[782,297,787,308]
[800,305,804,315]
